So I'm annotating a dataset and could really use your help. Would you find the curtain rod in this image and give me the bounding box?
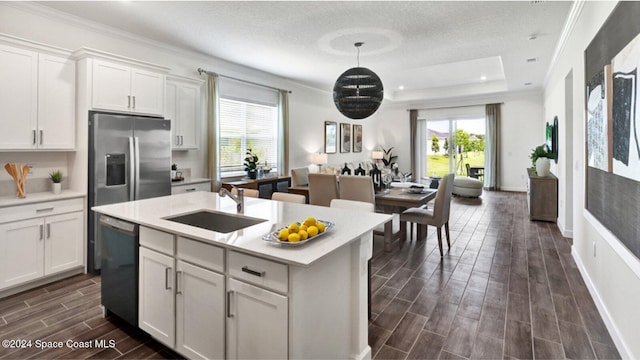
[407,102,504,111]
[197,68,292,94]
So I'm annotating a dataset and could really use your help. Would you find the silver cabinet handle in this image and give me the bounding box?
[165,267,172,290]
[39,224,43,240]
[176,271,182,295]
[128,95,131,108]
[180,136,183,146]
[132,95,136,109]
[176,135,180,146]
[32,130,36,145]
[227,291,234,318]
[185,188,196,192]
[46,223,50,239]
[36,207,54,212]
[39,130,43,145]
[241,266,265,277]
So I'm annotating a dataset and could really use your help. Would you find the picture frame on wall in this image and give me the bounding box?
[324,121,337,154]
[340,123,351,153]
[353,124,362,152]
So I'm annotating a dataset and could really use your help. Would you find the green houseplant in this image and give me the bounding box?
[530,144,554,176]
[244,149,259,179]
[49,170,62,194]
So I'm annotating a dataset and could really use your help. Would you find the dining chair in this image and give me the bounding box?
[338,175,375,203]
[271,192,306,204]
[290,167,310,187]
[399,173,455,257]
[231,187,259,198]
[308,173,339,207]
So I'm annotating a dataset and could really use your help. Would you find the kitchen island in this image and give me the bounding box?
[92,191,391,360]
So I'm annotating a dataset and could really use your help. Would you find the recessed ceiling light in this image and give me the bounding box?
[526,58,538,63]
[480,76,487,81]
[524,82,533,86]
[398,85,404,90]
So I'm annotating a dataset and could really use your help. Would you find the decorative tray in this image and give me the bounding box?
[171,177,185,182]
[262,220,335,247]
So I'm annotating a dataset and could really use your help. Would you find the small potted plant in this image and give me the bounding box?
[171,163,178,179]
[244,149,259,179]
[530,144,554,177]
[49,170,62,194]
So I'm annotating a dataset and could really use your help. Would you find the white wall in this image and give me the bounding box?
[543,1,639,358]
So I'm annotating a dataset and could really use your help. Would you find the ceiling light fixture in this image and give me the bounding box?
[333,42,384,120]
[480,75,487,81]
[398,85,405,90]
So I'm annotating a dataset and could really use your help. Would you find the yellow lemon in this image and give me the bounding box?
[316,221,326,233]
[277,229,289,241]
[303,217,317,227]
[288,233,301,243]
[298,230,308,240]
[288,223,300,233]
[307,226,318,237]
[299,224,308,232]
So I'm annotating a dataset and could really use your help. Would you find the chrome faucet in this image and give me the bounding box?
[219,187,244,214]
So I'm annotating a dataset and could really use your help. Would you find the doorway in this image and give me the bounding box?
[425,118,486,178]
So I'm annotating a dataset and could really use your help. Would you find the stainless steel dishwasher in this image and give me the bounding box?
[99,215,139,328]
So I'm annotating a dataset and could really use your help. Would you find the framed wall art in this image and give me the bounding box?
[353,124,362,152]
[324,121,337,154]
[340,123,351,153]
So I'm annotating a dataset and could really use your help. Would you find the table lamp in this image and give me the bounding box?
[312,152,328,173]
[371,151,384,168]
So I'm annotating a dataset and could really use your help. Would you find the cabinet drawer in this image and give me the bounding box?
[177,237,224,273]
[0,198,83,224]
[140,226,174,255]
[171,182,210,195]
[228,251,288,293]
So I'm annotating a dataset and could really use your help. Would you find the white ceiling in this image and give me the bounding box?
[38,1,572,102]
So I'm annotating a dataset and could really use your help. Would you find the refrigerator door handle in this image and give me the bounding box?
[134,136,140,200]
[129,137,135,201]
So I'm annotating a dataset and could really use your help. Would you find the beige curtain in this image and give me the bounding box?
[279,90,290,176]
[485,103,501,190]
[206,72,220,191]
[409,109,418,178]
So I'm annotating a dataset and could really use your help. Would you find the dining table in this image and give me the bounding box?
[375,184,437,252]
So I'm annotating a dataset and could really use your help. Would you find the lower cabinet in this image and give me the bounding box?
[138,247,175,346]
[227,278,288,359]
[0,210,83,290]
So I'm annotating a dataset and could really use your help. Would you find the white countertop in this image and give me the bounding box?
[171,177,210,186]
[92,192,391,267]
[0,190,85,208]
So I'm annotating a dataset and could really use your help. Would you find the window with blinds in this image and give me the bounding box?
[219,98,278,174]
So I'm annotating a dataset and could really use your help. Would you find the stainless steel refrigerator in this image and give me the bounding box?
[88,111,171,273]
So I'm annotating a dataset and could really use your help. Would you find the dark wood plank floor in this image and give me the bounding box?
[0,191,621,359]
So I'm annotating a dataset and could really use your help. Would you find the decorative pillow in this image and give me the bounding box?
[291,167,309,186]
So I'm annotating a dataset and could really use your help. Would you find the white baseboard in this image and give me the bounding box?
[557,218,573,238]
[571,248,632,360]
[499,186,526,192]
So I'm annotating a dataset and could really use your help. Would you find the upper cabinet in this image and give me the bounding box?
[166,76,202,150]
[0,42,75,151]
[92,59,165,116]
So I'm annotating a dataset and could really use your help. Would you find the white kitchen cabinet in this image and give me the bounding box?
[171,181,211,195]
[0,198,84,291]
[0,218,44,289]
[0,42,75,151]
[138,246,175,347]
[37,54,76,150]
[92,59,165,116]
[227,277,288,359]
[166,76,201,150]
[176,260,225,359]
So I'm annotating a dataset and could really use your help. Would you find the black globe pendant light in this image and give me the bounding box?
[333,42,384,120]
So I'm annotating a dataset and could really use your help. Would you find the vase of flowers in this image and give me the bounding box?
[244,149,259,179]
[530,144,554,177]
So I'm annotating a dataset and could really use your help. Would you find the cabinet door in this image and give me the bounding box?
[176,83,200,149]
[176,260,225,360]
[165,81,180,147]
[227,278,288,359]
[0,218,44,289]
[44,212,83,275]
[171,182,211,195]
[38,54,76,150]
[0,44,38,150]
[139,247,175,347]
[131,68,164,116]
[92,59,131,112]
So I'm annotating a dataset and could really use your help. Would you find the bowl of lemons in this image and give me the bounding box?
[263,217,334,246]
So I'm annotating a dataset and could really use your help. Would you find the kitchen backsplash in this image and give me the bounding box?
[0,177,69,197]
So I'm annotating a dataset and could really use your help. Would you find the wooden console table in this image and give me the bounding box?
[526,168,557,222]
[222,176,291,199]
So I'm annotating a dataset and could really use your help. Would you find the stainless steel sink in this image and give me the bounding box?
[164,210,267,233]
